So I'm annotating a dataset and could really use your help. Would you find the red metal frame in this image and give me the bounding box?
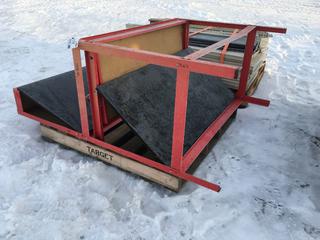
[171,67,190,171]
[85,52,104,139]
[13,18,286,192]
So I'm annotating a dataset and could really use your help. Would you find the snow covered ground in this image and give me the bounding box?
[0,0,319,239]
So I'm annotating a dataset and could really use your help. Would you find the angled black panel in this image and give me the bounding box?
[97,48,234,165]
[18,68,92,132]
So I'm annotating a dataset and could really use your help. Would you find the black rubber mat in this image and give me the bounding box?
[97,48,234,165]
[18,68,92,132]
[189,33,259,52]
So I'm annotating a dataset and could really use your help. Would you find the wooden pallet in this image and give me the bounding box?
[246,63,266,96]
[40,111,236,191]
[237,63,266,108]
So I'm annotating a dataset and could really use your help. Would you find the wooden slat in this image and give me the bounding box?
[121,135,145,153]
[104,123,131,144]
[40,108,237,191]
[41,125,181,191]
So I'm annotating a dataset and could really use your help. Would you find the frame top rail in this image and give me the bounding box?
[184,19,287,34]
[80,18,286,43]
[82,19,186,43]
[78,41,239,79]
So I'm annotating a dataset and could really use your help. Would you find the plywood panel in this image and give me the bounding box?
[99,25,183,82]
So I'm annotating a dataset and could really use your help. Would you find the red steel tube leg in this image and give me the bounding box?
[242,96,270,106]
[85,52,104,140]
[236,28,257,98]
[179,172,221,192]
[183,22,189,49]
[13,88,23,114]
[94,55,109,126]
[72,48,90,138]
[171,67,190,171]
[81,18,184,42]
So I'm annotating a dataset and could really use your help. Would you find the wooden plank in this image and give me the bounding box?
[99,25,183,83]
[40,108,237,191]
[246,63,266,96]
[104,123,131,144]
[40,125,181,191]
[121,135,146,153]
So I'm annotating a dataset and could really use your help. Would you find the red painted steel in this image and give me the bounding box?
[186,19,287,33]
[242,96,270,107]
[78,41,239,79]
[94,55,109,126]
[236,28,257,97]
[171,68,190,171]
[85,52,104,139]
[179,172,221,192]
[72,48,90,137]
[185,25,256,60]
[14,19,287,192]
[103,117,123,133]
[93,19,186,43]
[81,18,183,42]
[183,22,189,49]
[13,88,23,113]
